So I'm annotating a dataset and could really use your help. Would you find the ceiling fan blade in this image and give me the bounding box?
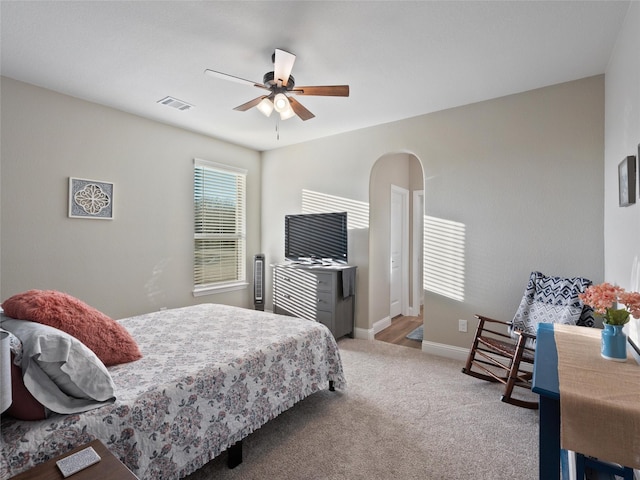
[233,95,268,112]
[204,69,269,90]
[290,85,350,97]
[274,49,296,87]
[288,97,315,121]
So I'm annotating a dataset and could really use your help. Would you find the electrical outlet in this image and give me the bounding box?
[458,319,467,332]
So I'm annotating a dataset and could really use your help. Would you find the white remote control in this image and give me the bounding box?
[56,446,101,477]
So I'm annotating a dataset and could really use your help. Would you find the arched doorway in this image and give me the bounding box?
[368,152,424,347]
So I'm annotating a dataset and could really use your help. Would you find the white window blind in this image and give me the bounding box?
[193,159,247,293]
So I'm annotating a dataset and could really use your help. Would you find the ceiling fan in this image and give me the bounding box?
[205,49,349,121]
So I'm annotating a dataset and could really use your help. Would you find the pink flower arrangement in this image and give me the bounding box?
[579,282,640,325]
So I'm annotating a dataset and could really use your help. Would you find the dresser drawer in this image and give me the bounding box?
[314,272,333,292]
[274,293,315,321]
[316,291,334,312]
[275,269,318,296]
[274,291,297,312]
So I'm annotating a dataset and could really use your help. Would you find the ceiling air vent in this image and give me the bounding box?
[157,96,194,111]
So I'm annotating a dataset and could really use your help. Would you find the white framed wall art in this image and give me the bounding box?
[68,177,114,219]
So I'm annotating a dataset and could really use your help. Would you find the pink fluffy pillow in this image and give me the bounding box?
[2,290,142,366]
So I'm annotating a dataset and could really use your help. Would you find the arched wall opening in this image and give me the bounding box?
[368,152,424,335]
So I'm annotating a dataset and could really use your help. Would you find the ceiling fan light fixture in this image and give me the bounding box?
[256,97,274,117]
[273,93,290,113]
[279,105,296,120]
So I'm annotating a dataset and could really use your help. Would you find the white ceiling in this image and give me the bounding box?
[0,1,631,152]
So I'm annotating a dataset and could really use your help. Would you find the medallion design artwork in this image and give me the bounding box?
[75,183,111,215]
[68,178,114,219]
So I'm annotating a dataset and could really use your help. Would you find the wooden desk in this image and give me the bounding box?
[12,439,138,480]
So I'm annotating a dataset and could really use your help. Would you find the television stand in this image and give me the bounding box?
[273,263,356,339]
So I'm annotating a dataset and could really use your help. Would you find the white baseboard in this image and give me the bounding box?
[373,316,391,334]
[353,316,392,340]
[421,340,469,362]
[354,327,374,340]
[353,326,471,362]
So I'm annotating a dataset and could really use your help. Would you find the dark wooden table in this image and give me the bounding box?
[11,439,138,480]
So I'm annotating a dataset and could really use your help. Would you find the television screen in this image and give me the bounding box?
[285,212,348,264]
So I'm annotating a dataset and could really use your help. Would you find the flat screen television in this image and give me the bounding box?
[285,212,348,264]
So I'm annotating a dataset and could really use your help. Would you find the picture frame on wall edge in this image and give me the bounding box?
[618,155,636,207]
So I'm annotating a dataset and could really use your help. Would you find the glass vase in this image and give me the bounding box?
[601,324,627,361]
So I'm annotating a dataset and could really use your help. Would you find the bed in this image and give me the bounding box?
[0,303,346,479]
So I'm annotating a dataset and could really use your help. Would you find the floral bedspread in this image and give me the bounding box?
[0,304,345,479]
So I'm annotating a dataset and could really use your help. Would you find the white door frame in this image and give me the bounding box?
[390,185,410,317]
[412,190,424,316]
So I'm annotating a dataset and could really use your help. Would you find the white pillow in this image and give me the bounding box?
[0,317,116,414]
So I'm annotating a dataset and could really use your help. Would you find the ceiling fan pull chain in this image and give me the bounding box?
[276,118,280,140]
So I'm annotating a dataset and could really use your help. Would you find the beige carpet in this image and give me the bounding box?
[184,338,539,480]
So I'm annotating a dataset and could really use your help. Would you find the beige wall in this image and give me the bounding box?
[604,2,640,291]
[604,2,640,351]
[0,77,261,319]
[1,74,606,352]
[262,75,605,350]
[408,156,424,311]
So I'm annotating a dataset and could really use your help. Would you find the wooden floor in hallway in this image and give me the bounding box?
[374,312,423,349]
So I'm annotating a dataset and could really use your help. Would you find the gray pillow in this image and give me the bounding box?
[0,317,116,414]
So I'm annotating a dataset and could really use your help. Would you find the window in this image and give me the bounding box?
[193,158,247,296]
